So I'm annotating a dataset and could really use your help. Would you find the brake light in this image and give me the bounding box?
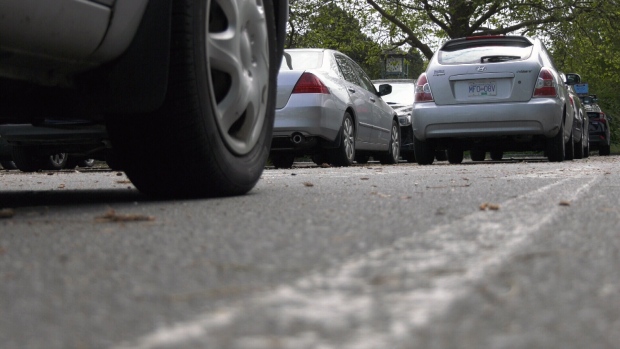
[533,68,557,97]
[292,73,330,94]
[414,73,434,102]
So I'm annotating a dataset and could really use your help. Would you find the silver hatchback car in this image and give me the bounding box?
[412,36,574,164]
[270,49,400,168]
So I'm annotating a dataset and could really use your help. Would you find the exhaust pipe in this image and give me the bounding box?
[291,133,304,144]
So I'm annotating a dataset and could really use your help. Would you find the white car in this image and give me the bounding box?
[0,0,288,197]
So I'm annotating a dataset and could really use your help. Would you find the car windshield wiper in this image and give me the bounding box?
[480,55,520,63]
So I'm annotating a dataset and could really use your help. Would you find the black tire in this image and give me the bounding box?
[413,135,434,165]
[312,152,328,166]
[105,0,278,198]
[447,148,464,164]
[434,150,447,161]
[402,152,416,163]
[490,150,503,161]
[470,149,485,161]
[270,153,294,169]
[329,112,355,166]
[600,143,611,156]
[0,161,17,170]
[12,147,43,172]
[564,127,574,160]
[574,131,584,159]
[354,153,370,164]
[379,119,400,164]
[546,121,565,162]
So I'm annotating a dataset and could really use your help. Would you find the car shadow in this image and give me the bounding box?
[0,189,152,209]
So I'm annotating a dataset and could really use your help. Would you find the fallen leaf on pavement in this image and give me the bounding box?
[303,182,314,187]
[0,208,15,219]
[559,200,571,206]
[480,203,500,211]
[96,209,155,222]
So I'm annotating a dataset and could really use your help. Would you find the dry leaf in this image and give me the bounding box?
[320,163,331,168]
[58,184,65,189]
[480,203,500,211]
[303,182,314,187]
[0,208,15,219]
[116,180,132,184]
[96,209,155,223]
[360,177,369,180]
[559,200,571,206]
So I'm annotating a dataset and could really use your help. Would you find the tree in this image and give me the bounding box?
[286,1,384,78]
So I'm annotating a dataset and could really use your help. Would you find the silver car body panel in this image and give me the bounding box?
[0,0,148,84]
[274,49,395,151]
[413,36,572,143]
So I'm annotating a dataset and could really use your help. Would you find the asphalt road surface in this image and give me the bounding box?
[1,155,619,349]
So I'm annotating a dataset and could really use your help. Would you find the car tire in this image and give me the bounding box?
[12,146,43,172]
[470,149,485,161]
[105,0,278,198]
[447,148,464,164]
[312,152,328,166]
[1,161,17,170]
[490,150,503,161]
[600,143,611,156]
[270,153,294,169]
[564,128,575,160]
[329,112,355,167]
[546,121,565,162]
[413,135,434,165]
[379,120,400,165]
[574,132,584,159]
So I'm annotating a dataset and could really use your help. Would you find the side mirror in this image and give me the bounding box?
[378,84,392,96]
[565,73,581,85]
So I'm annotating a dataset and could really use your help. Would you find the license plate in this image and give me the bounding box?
[468,81,497,97]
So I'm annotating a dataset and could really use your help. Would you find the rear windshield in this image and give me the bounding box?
[438,45,533,65]
[281,51,324,70]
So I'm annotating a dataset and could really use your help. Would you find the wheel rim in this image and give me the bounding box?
[50,153,67,166]
[391,124,399,160]
[207,0,269,155]
[343,117,355,161]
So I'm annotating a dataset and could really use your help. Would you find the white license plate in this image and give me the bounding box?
[468,81,497,97]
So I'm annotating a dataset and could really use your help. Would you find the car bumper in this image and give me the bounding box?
[272,94,344,147]
[412,99,564,141]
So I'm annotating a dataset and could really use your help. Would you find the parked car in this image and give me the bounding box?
[270,49,400,168]
[372,79,416,162]
[0,122,106,171]
[411,35,574,165]
[588,108,612,155]
[562,73,589,159]
[0,0,288,197]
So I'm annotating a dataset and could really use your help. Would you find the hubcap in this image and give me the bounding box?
[207,0,269,155]
[391,125,399,159]
[343,118,354,160]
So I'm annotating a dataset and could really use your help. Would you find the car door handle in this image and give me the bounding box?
[348,88,356,93]
[369,97,376,103]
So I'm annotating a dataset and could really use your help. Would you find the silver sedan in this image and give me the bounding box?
[412,36,574,164]
[270,49,400,168]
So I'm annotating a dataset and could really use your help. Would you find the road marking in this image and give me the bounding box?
[115,176,598,349]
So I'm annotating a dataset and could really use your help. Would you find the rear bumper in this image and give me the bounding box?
[412,98,564,141]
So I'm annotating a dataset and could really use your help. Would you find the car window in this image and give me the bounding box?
[438,45,533,65]
[280,51,324,71]
[352,62,377,93]
[334,54,361,86]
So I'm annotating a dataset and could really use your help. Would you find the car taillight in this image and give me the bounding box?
[292,73,330,94]
[414,73,434,102]
[533,68,557,97]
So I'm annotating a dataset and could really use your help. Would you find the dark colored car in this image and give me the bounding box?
[587,107,612,155]
[0,0,288,197]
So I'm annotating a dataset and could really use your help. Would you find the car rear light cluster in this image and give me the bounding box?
[533,68,557,97]
[414,73,434,102]
[292,72,330,94]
